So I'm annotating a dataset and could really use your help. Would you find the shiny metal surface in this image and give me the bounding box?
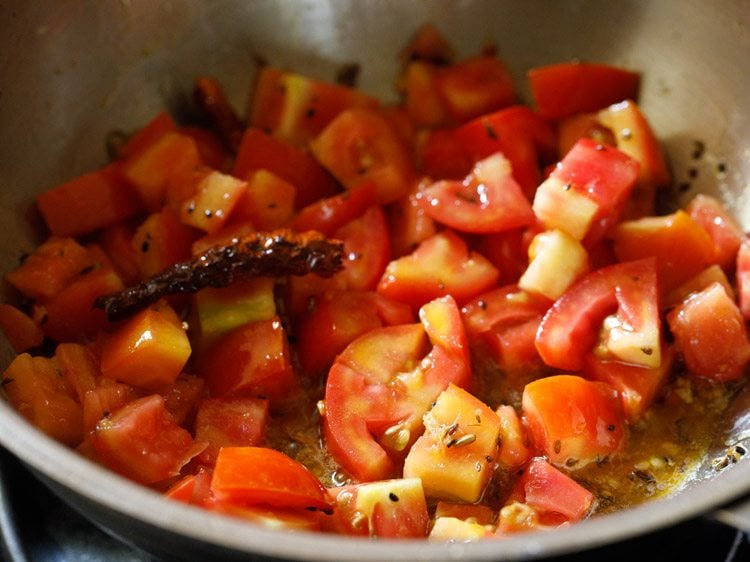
[0,1,748,560]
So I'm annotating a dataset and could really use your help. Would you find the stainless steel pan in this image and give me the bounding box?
[0,1,748,560]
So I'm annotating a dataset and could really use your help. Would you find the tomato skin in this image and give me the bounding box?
[583,345,674,421]
[535,257,661,372]
[522,375,625,468]
[194,397,269,466]
[667,282,750,383]
[417,153,535,234]
[528,62,640,120]
[310,108,415,205]
[687,194,744,271]
[327,478,429,538]
[377,230,499,310]
[533,138,640,245]
[290,182,379,236]
[453,105,557,196]
[323,296,470,482]
[210,447,331,511]
[520,457,595,521]
[36,163,143,238]
[100,301,191,392]
[612,210,717,293]
[232,128,338,209]
[2,353,83,447]
[739,237,750,321]
[92,394,204,485]
[198,317,298,407]
[294,290,414,378]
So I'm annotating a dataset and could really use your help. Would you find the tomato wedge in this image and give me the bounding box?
[416,153,535,233]
[323,296,470,481]
[535,257,661,371]
[211,447,331,511]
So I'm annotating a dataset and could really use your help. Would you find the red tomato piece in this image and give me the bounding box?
[377,230,499,310]
[433,55,517,124]
[495,405,533,469]
[739,237,750,321]
[612,210,716,293]
[597,100,670,218]
[100,301,191,392]
[36,163,143,238]
[194,397,270,466]
[522,375,625,467]
[533,138,640,245]
[667,282,750,383]
[232,128,339,209]
[41,266,124,343]
[198,316,298,407]
[290,182,379,236]
[229,170,296,231]
[120,131,203,212]
[686,194,744,271]
[520,457,595,521]
[118,111,177,160]
[528,62,640,120]
[2,353,83,447]
[294,290,414,378]
[474,228,533,286]
[334,205,391,291]
[323,296,470,481]
[82,381,142,434]
[0,303,44,353]
[210,447,331,511]
[535,257,661,372]
[327,478,429,538]
[92,394,204,484]
[132,207,200,278]
[310,108,415,205]
[5,237,94,302]
[416,128,473,180]
[583,345,674,421]
[248,66,380,146]
[417,153,535,234]
[453,105,557,197]
[387,180,438,259]
[165,467,213,506]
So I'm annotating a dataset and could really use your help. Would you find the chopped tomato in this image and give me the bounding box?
[377,230,499,310]
[686,194,744,271]
[495,405,533,468]
[536,257,661,371]
[528,62,640,120]
[597,100,670,218]
[232,128,338,209]
[584,345,674,421]
[612,210,716,293]
[532,138,640,244]
[290,182,379,236]
[92,394,204,484]
[518,457,595,521]
[198,316,298,407]
[327,478,429,538]
[323,296,470,481]
[310,108,415,205]
[453,105,557,196]
[100,301,191,392]
[404,384,502,503]
[210,447,330,511]
[194,397,269,466]
[739,237,750,321]
[667,282,750,383]
[0,303,44,353]
[522,375,625,467]
[416,152,535,234]
[248,66,379,146]
[230,170,296,231]
[36,163,143,238]
[2,353,83,447]
[386,180,438,259]
[294,290,414,378]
